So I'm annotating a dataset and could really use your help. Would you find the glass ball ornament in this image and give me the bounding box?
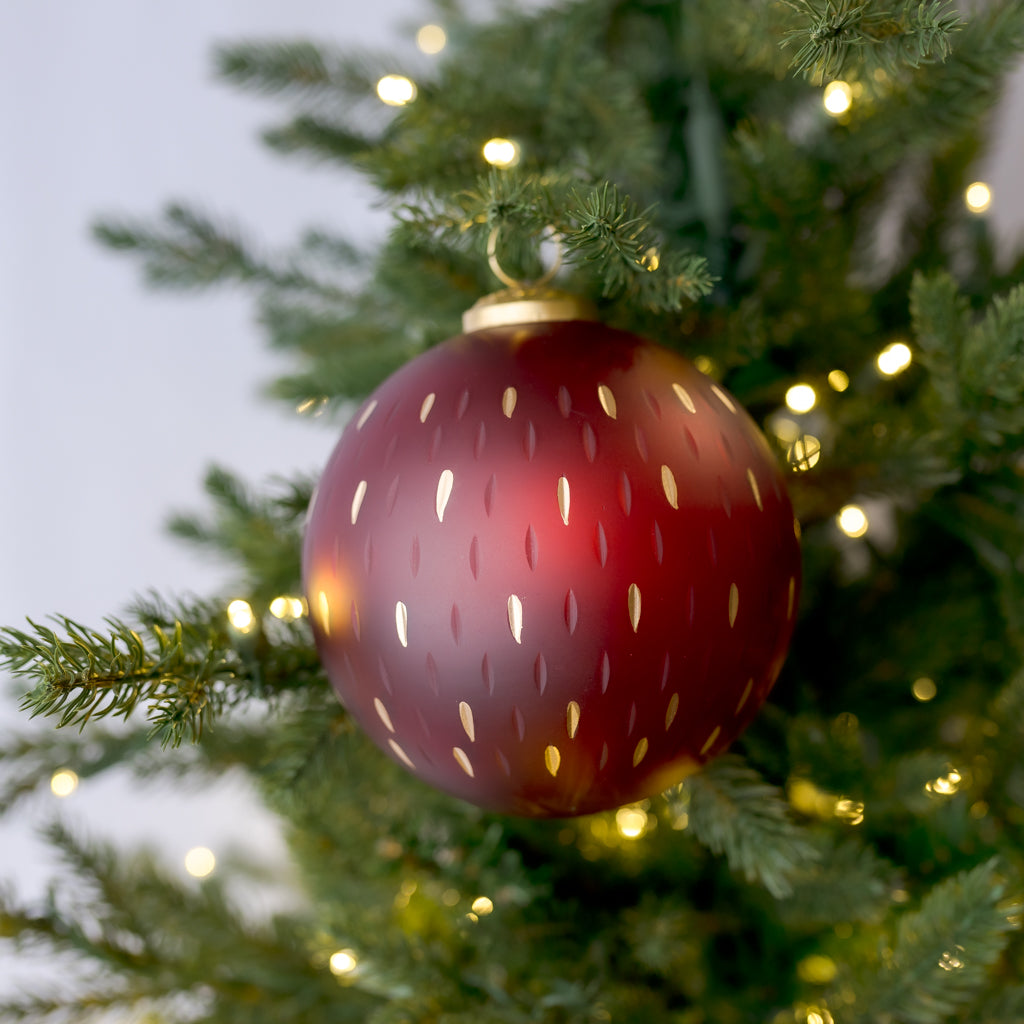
[302,289,800,817]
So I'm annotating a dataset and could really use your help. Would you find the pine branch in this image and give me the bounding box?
[214,39,375,99]
[783,0,962,80]
[679,755,820,898]
[848,860,1018,1023]
[166,467,311,602]
[93,203,347,297]
[0,597,320,747]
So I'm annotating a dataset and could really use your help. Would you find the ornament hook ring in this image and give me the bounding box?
[487,225,562,291]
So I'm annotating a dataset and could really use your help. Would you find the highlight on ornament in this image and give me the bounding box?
[376,74,417,106]
[876,341,912,377]
[785,383,817,414]
[416,24,447,54]
[823,80,852,116]
[965,181,993,214]
[184,846,216,878]
[836,504,869,538]
[482,137,521,168]
[50,768,79,798]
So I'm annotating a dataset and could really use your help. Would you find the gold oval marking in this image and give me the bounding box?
[459,701,475,742]
[787,577,796,619]
[419,392,436,423]
[388,738,415,769]
[557,475,570,525]
[736,677,754,714]
[544,744,561,777]
[632,737,649,767]
[436,468,454,522]
[374,697,395,733]
[746,468,763,511]
[794,517,802,541]
[395,601,409,648]
[508,594,524,644]
[711,384,737,413]
[316,590,331,637]
[356,399,378,430]
[665,693,679,730]
[567,701,581,739]
[502,386,517,418]
[351,480,368,525]
[729,583,739,628]
[597,383,617,419]
[453,747,475,777]
[628,583,641,633]
[661,465,679,509]
[672,382,696,414]
[700,725,721,756]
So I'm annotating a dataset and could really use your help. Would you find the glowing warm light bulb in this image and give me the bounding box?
[50,769,79,797]
[184,846,216,878]
[912,677,937,702]
[329,949,358,975]
[785,383,817,414]
[788,435,822,472]
[482,137,521,168]
[227,599,256,633]
[965,181,992,214]
[837,504,868,538]
[827,369,850,392]
[269,596,305,621]
[876,341,912,376]
[614,804,649,839]
[823,80,853,116]
[416,24,447,54]
[471,896,494,915]
[376,74,417,106]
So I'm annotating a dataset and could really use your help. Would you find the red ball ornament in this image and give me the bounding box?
[302,290,800,817]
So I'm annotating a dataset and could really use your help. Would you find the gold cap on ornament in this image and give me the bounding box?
[462,227,599,333]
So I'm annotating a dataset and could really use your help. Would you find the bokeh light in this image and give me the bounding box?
[50,769,79,797]
[416,24,447,54]
[823,80,852,116]
[836,504,869,538]
[329,949,358,975]
[227,599,256,633]
[965,181,992,214]
[785,384,817,413]
[376,74,417,106]
[184,846,216,878]
[827,369,849,392]
[482,137,521,168]
[876,341,912,377]
[912,677,937,702]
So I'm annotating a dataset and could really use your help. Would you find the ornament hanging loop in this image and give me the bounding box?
[486,225,563,291]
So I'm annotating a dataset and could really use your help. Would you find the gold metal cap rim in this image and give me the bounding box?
[462,288,599,333]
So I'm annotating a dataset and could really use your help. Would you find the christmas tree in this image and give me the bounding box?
[5,0,1024,1020]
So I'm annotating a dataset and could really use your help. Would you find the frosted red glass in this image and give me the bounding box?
[302,320,801,816]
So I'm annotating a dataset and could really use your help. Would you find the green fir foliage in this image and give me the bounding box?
[6,0,1024,1020]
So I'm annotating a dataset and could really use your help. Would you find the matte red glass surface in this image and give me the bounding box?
[303,321,801,817]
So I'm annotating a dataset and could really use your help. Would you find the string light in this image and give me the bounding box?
[912,677,937,702]
[416,24,447,54]
[376,74,417,106]
[823,80,852,116]
[827,369,849,392]
[269,596,305,620]
[50,769,79,797]
[836,504,869,538]
[797,955,838,984]
[184,846,216,878]
[471,896,494,916]
[482,137,521,168]
[614,804,650,839]
[329,949,358,976]
[770,415,802,443]
[834,798,865,825]
[925,767,962,796]
[226,599,256,633]
[787,435,822,472]
[876,341,912,377]
[965,181,993,214]
[785,384,817,414]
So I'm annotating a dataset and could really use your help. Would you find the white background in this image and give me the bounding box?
[1,0,1023,997]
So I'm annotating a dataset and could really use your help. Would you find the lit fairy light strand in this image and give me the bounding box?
[376,74,416,106]
[785,384,817,414]
[50,769,79,797]
[876,341,912,376]
[227,599,256,633]
[965,181,992,213]
[837,504,868,538]
[482,137,520,168]
[329,949,358,976]
[823,80,852,116]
